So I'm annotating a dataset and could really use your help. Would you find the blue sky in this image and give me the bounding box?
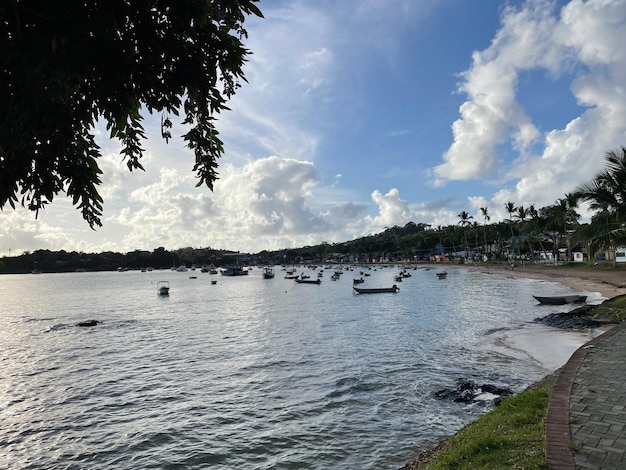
[2,0,626,256]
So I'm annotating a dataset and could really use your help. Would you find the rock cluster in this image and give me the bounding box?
[434,378,514,406]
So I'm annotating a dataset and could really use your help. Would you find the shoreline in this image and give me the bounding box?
[402,263,626,469]
[444,262,626,299]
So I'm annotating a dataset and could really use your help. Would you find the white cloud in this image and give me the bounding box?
[433,0,626,219]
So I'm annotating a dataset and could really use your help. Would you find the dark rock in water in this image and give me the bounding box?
[534,310,599,329]
[435,378,513,405]
[76,320,101,327]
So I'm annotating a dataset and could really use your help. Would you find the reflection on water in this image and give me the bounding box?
[0,267,600,468]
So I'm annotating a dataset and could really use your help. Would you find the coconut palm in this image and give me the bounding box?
[514,205,536,264]
[528,204,550,263]
[572,147,626,263]
[480,207,490,260]
[504,201,517,259]
[457,210,474,258]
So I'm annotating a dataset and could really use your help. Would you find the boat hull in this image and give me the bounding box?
[353,285,399,294]
[533,295,587,305]
[295,278,321,284]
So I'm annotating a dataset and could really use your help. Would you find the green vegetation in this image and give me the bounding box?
[407,374,557,470]
[0,1,263,227]
[586,294,626,323]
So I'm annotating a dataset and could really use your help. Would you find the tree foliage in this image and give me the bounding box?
[0,0,263,227]
[572,147,626,259]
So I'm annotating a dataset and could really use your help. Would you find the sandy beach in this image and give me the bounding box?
[455,262,626,299]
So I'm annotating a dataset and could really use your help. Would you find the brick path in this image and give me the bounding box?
[546,322,626,469]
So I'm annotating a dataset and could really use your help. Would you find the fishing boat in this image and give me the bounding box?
[220,265,249,276]
[295,278,321,284]
[353,277,365,284]
[436,271,448,279]
[262,267,275,279]
[201,264,218,274]
[157,281,170,296]
[533,295,587,305]
[353,285,400,294]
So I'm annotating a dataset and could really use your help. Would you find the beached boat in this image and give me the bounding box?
[353,285,400,294]
[262,267,275,279]
[157,281,170,296]
[533,295,587,305]
[295,278,321,284]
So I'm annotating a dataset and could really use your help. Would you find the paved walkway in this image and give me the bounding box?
[546,321,626,469]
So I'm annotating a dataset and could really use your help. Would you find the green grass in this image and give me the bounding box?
[408,374,557,470]
[588,294,626,323]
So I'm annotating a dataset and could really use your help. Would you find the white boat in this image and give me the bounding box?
[157,281,170,296]
[262,267,275,279]
[176,265,188,272]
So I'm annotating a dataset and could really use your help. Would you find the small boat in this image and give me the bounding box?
[211,280,217,285]
[284,273,299,279]
[533,295,587,305]
[353,285,400,294]
[353,277,365,284]
[201,264,218,274]
[157,281,170,296]
[262,267,275,279]
[436,271,448,279]
[295,278,321,284]
[220,266,249,276]
[176,265,188,272]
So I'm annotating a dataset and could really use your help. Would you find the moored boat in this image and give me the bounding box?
[157,281,170,296]
[533,295,587,305]
[353,285,400,294]
[262,267,275,279]
[436,271,447,279]
[220,265,249,276]
[295,278,321,284]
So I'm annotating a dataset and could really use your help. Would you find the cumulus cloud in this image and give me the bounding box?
[431,0,626,225]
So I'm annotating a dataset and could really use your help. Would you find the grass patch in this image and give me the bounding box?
[588,294,626,323]
[407,374,557,470]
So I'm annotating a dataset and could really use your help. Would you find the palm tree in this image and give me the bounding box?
[528,204,550,263]
[504,201,517,260]
[457,210,474,258]
[480,207,490,260]
[514,205,536,264]
[572,147,626,263]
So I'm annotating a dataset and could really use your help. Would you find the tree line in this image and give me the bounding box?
[3,147,626,274]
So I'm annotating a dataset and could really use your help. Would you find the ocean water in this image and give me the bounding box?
[0,266,603,469]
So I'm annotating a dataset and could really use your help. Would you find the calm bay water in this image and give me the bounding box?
[0,266,603,469]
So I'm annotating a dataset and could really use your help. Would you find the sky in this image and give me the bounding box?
[2,0,626,256]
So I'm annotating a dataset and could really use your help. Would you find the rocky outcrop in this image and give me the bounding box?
[534,304,600,329]
[434,378,514,406]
